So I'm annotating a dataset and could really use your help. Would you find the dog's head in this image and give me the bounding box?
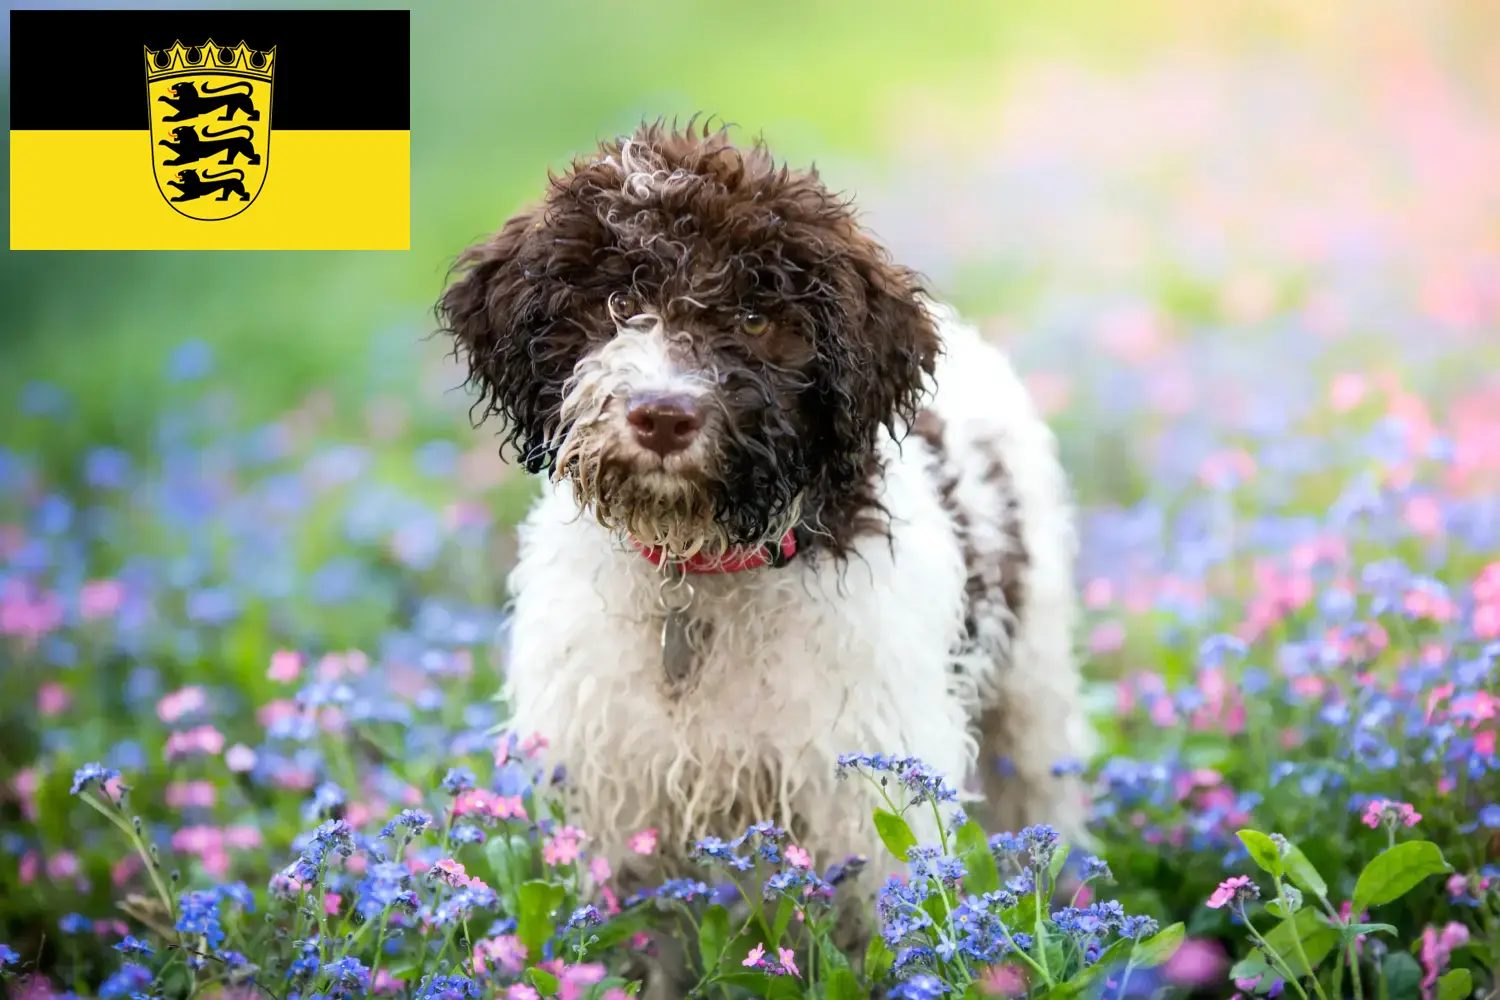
[437,119,940,560]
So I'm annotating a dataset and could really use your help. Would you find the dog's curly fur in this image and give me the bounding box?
[436,117,1089,989]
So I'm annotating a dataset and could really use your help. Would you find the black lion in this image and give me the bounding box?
[158,81,260,122]
[165,168,250,202]
[159,124,260,167]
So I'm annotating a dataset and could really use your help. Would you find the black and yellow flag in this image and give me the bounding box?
[9,9,410,250]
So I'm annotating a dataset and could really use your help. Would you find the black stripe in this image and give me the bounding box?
[9,9,409,130]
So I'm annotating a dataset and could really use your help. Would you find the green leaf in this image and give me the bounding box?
[865,934,894,982]
[586,910,649,953]
[1131,922,1185,968]
[1237,830,1285,876]
[517,879,566,964]
[1346,922,1399,937]
[1065,938,1133,993]
[1436,969,1473,1000]
[1383,951,1423,1000]
[526,967,560,996]
[1352,841,1452,912]
[699,905,730,971]
[955,820,999,895]
[873,808,918,862]
[1263,907,1340,978]
[1230,952,1271,982]
[1282,843,1328,899]
[828,969,863,1000]
[1048,843,1072,884]
[771,895,797,945]
[1266,897,1300,919]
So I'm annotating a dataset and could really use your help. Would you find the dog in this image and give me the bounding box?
[437,119,1089,974]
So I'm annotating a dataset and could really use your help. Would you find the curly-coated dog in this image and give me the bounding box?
[436,119,1089,974]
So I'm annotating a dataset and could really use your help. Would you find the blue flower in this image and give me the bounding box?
[1083,855,1113,881]
[379,809,433,839]
[0,943,20,966]
[449,824,486,845]
[114,936,155,957]
[889,973,950,999]
[566,905,602,930]
[176,889,226,948]
[440,767,476,795]
[99,963,154,998]
[215,881,257,913]
[305,781,347,820]
[59,913,91,934]
[168,340,214,381]
[413,974,481,1000]
[1479,804,1500,828]
[323,956,372,995]
[70,762,121,795]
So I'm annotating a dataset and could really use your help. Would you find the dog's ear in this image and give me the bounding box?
[436,197,606,474]
[800,223,941,506]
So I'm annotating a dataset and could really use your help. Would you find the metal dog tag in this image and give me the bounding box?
[658,567,698,685]
[660,607,697,685]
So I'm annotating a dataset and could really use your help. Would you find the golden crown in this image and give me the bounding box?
[144,39,276,82]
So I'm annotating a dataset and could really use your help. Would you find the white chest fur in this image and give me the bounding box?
[500,432,975,869]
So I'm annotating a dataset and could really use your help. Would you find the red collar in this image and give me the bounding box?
[633,529,798,574]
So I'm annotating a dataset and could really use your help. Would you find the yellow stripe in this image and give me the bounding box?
[9,130,409,250]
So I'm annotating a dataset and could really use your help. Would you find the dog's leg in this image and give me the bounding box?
[973,609,1088,841]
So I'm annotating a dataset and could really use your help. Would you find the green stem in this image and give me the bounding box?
[367,838,408,983]
[1238,902,1312,1000]
[1275,878,1332,1000]
[82,793,177,924]
[1114,958,1137,1000]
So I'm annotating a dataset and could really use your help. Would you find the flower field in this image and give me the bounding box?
[3,18,1500,1000]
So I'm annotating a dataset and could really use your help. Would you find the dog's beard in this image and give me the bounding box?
[551,425,805,560]
[554,433,730,558]
[548,325,806,558]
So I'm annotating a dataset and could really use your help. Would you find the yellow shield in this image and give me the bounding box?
[145,40,275,221]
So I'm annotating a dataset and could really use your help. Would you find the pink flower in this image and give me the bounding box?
[225,743,258,773]
[372,970,401,995]
[47,851,79,881]
[558,964,606,1000]
[164,780,217,809]
[37,682,71,717]
[19,851,39,885]
[324,893,342,915]
[743,944,765,968]
[506,987,540,1000]
[156,686,207,724]
[1362,799,1421,829]
[785,845,811,869]
[519,732,550,758]
[1206,875,1254,909]
[474,935,527,976]
[1163,937,1228,987]
[589,856,612,883]
[78,579,125,620]
[1420,922,1471,998]
[267,650,302,683]
[13,768,39,821]
[777,948,800,978]
[1089,620,1127,655]
[978,964,1028,997]
[1340,901,1371,955]
[628,828,658,855]
[493,736,510,767]
[431,858,469,887]
[544,826,586,867]
[164,725,225,760]
[225,825,262,850]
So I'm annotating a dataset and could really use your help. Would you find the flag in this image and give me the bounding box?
[9,8,410,250]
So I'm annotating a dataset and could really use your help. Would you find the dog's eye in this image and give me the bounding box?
[607,291,637,320]
[739,312,770,336]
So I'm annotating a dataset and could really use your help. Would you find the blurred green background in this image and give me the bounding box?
[4,0,1498,496]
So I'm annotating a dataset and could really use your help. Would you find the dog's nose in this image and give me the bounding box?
[626,395,701,455]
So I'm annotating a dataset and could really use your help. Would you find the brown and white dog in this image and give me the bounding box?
[436,119,1088,936]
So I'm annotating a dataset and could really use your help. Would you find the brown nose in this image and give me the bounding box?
[626,395,701,455]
